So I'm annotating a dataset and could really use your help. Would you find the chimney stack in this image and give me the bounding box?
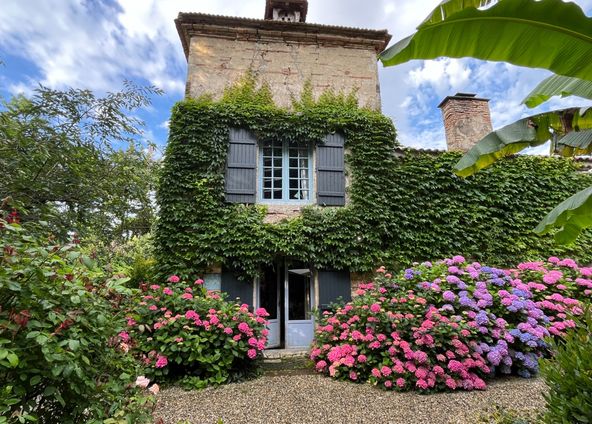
[438,93,493,152]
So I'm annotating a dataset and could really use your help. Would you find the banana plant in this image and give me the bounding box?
[380,0,592,244]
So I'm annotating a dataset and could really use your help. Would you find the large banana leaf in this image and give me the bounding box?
[534,186,592,244]
[454,107,592,177]
[523,76,592,108]
[380,0,592,82]
[421,0,496,25]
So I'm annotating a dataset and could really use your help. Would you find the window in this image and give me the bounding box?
[260,140,313,203]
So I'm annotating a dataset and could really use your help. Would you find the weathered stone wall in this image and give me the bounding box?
[440,96,493,152]
[186,36,381,110]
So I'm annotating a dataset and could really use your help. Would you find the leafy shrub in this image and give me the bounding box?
[0,219,154,423]
[126,276,270,389]
[540,307,592,424]
[82,234,156,288]
[310,256,589,392]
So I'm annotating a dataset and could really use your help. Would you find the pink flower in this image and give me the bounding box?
[445,378,457,389]
[381,366,392,377]
[175,337,184,343]
[224,327,233,334]
[357,354,367,363]
[181,293,193,300]
[168,275,180,283]
[127,318,136,326]
[349,371,358,380]
[413,350,428,363]
[195,279,204,285]
[416,379,429,390]
[238,322,250,333]
[149,305,158,311]
[384,380,393,388]
[396,378,406,388]
[148,384,160,395]
[185,310,199,320]
[316,360,327,370]
[370,303,381,313]
[155,355,168,368]
[233,334,242,341]
[135,376,150,388]
[163,287,173,295]
[255,308,270,317]
[150,285,160,290]
[118,331,130,342]
[371,368,381,378]
[247,349,257,359]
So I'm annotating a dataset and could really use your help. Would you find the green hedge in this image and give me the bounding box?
[155,82,592,279]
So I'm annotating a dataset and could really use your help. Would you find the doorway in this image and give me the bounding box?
[258,260,315,349]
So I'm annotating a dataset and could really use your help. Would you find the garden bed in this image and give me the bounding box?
[154,374,545,424]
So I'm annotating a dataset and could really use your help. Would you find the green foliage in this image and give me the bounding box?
[380,0,592,83]
[523,76,592,108]
[0,219,154,423]
[0,83,160,244]
[540,307,592,424]
[155,81,592,279]
[82,233,156,288]
[126,278,268,389]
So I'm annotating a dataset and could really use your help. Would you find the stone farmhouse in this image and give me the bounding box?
[170,0,588,349]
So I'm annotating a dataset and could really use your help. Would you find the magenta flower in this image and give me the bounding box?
[247,349,257,359]
[168,275,180,283]
[163,287,173,295]
[181,293,193,300]
[155,355,168,368]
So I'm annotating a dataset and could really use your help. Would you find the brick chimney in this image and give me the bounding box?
[438,93,493,152]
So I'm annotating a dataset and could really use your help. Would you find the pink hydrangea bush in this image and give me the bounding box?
[311,256,590,391]
[392,257,551,378]
[310,283,490,392]
[510,258,591,337]
[126,276,269,389]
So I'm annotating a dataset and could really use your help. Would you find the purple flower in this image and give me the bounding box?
[443,291,456,302]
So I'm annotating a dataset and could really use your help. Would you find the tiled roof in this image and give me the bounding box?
[175,12,392,59]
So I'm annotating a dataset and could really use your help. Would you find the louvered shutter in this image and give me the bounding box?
[317,133,345,206]
[221,269,254,305]
[318,270,351,310]
[225,128,257,204]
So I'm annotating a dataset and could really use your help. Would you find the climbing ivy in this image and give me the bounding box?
[155,78,592,280]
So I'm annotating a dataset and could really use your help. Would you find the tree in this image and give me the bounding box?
[379,0,592,244]
[0,82,162,243]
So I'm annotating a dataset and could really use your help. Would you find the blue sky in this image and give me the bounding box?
[1,0,591,154]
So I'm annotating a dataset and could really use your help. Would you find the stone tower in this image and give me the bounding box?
[175,0,391,109]
[439,93,493,151]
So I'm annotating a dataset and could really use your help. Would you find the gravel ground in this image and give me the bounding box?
[154,374,546,424]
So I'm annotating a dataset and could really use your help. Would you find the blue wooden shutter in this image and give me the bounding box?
[318,270,351,310]
[317,133,345,206]
[221,269,254,305]
[225,128,257,204]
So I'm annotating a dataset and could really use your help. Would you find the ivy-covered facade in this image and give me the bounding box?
[155,83,592,348]
[159,2,592,349]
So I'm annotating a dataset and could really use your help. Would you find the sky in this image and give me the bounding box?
[1,0,592,154]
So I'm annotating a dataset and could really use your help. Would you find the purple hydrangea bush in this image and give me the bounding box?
[310,256,590,392]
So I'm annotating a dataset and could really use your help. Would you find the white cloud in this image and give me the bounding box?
[1,0,591,152]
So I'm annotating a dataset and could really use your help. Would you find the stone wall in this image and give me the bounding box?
[439,94,493,152]
[186,36,381,109]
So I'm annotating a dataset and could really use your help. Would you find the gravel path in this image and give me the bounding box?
[154,374,546,424]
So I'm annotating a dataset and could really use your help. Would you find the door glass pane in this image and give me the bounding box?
[260,267,278,320]
[288,273,311,320]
